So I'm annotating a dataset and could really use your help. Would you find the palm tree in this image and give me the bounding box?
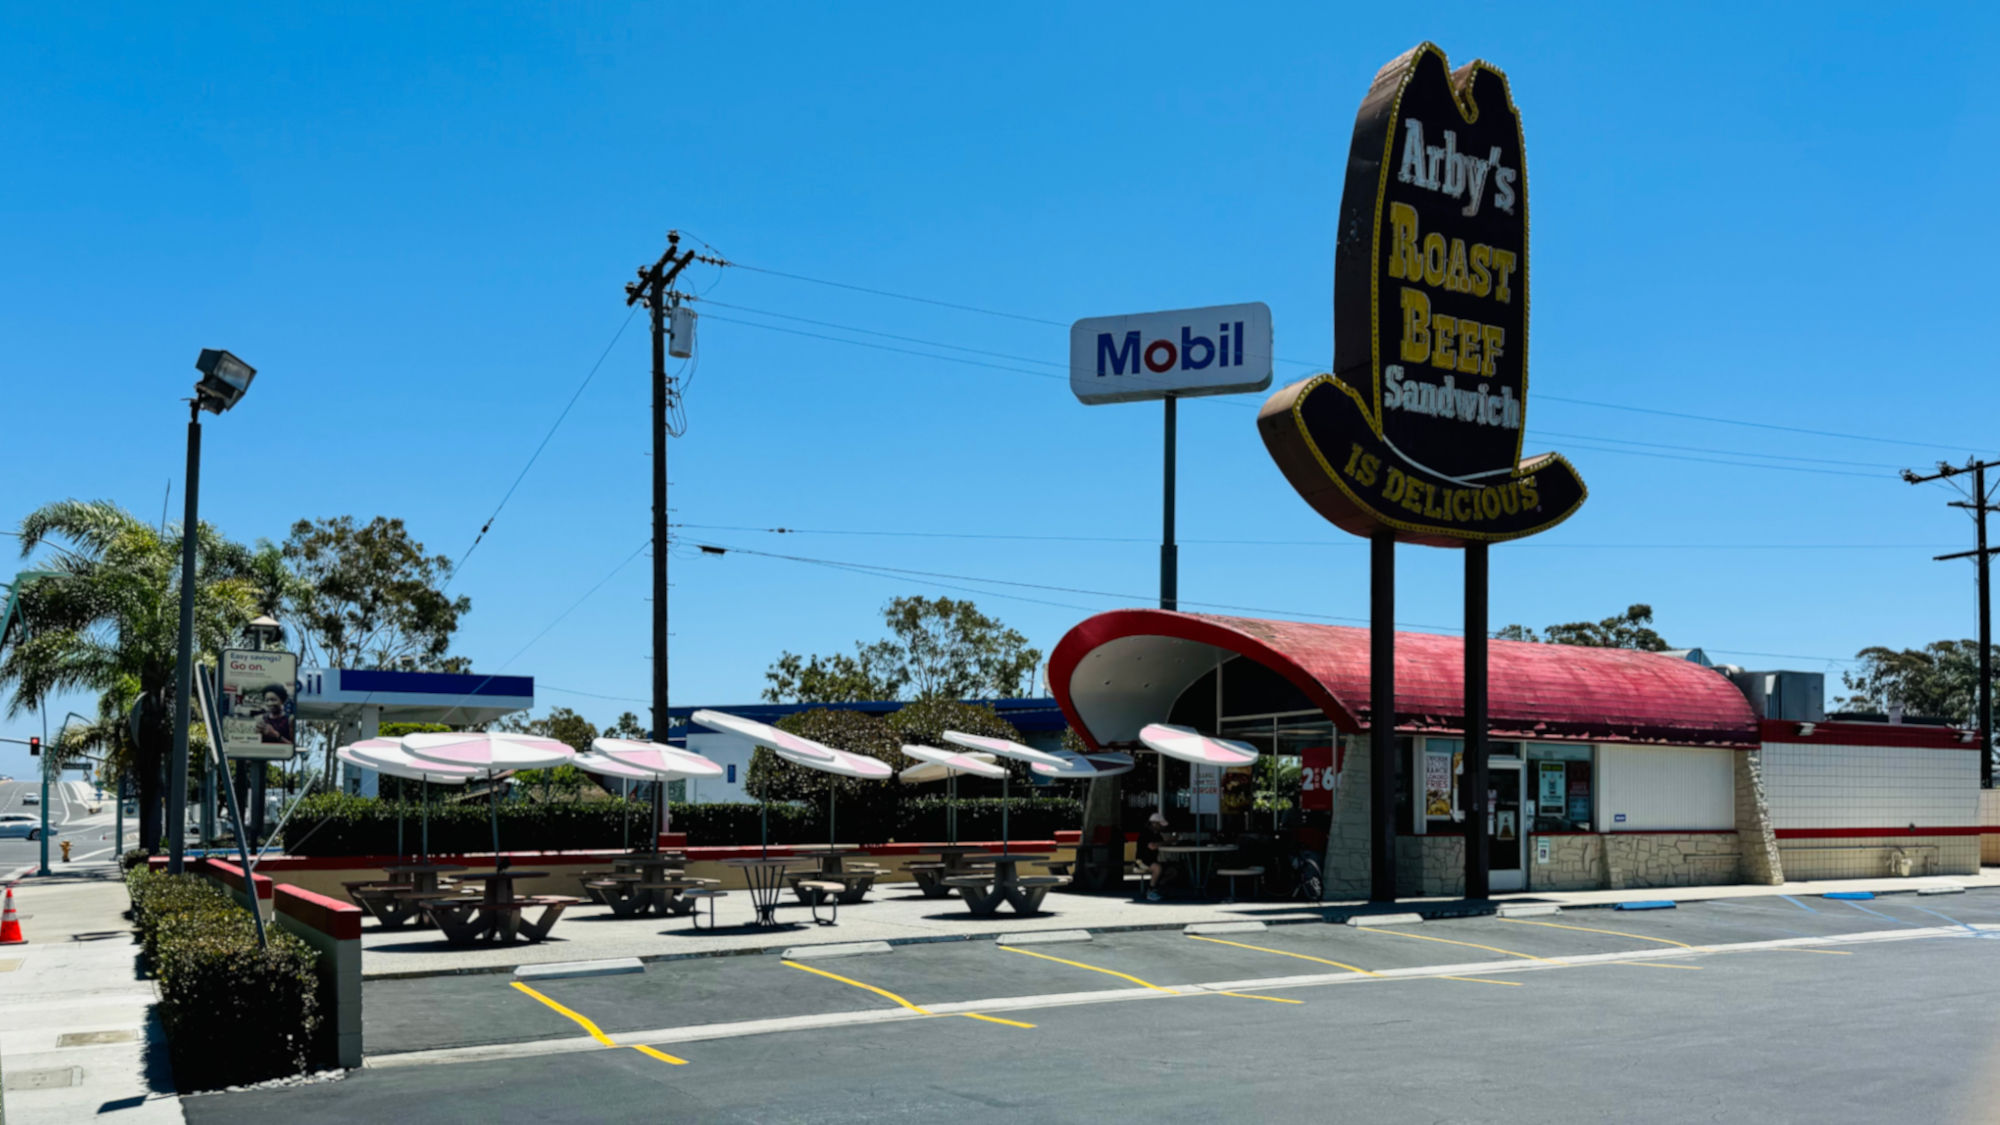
[2,500,263,852]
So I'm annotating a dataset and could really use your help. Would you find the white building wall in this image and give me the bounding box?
[1761,742,1977,830]
[1594,746,1736,831]
[683,731,755,804]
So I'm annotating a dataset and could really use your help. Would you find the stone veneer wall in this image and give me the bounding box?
[1528,834,1605,891]
[1324,740,1372,900]
[1397,835,1464,898]
[1734,749,1785,884]
[1601,832,1742,889]
[1778,834,1980,880]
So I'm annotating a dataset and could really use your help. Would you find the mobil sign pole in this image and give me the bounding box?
[1071,302,1273,808]
[1259,44,1588,902]
[1070,302,1275,611]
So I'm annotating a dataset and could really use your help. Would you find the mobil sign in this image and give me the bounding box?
[1069,302,1273,405]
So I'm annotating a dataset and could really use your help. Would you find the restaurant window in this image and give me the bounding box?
[1527,743,1592,832]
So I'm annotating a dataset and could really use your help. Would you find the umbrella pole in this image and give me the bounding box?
[397,794,404,858]
[761,797,769,859]
[829,787,837,848]
[488,772,501,865]
[1002,772,1010,855]
[622,779,629,853]
[421,780,429,863]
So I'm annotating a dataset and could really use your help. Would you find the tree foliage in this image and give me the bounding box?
[762,595,1041,703]
[4,499,266,850]
[886,697,1043,789]
[1838,640,1996,721]
[281,516,469,672]
[747,709,903,805]
[1497,604,1671,651]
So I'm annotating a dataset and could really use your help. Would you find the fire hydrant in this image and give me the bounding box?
[60,839,72,862]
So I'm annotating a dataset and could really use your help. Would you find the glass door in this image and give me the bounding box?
[1489,762,1525,892]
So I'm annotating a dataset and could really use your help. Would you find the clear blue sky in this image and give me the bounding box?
[5,3,1997,775]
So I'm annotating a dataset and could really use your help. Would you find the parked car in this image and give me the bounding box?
[0,814,50,840]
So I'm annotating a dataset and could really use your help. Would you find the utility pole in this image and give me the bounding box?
[1904,457,1999,788]
[624,232,722,841]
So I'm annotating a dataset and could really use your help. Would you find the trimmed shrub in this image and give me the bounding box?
[125,867,322,1090]
[280,793,657,856]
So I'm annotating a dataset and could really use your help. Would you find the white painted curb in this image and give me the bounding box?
[781,942,894,959]
[1497,903,1563,918]
[1347,913,1424,927]
[1918,885,1967,896]
[1184,921,1268,935]
[515,958,645,981]
[996,930,1092,946]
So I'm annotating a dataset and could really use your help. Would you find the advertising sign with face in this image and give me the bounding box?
[1258,43,1585,545]
[219,648,299,760]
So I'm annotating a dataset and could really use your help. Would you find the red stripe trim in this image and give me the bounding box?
[1759,718,1973,749]
[1774,826,1984,839]
[274,885,362,941]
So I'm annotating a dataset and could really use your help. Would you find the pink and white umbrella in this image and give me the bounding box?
[900,745,1003,844]
[594,738,728,846]
[1140,724,1258,842]
[336,744,469,860]
[941,731,1068,851]
[690,709,849,855]
[404,732,577,858]
[1031,751,1137,780]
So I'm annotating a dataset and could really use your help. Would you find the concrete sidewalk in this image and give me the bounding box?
[0,861,181,1125]
[355,866,2000,979]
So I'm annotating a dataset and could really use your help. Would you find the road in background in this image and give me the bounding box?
[0,778,120,878]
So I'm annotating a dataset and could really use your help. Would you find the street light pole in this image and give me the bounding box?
[167,400,202,875]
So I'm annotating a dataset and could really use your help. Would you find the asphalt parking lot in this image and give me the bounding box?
[184,889,2000,1124]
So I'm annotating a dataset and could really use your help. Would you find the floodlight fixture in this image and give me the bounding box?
[194,348,256,414]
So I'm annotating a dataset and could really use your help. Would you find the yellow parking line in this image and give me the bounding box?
[1214,991,1304,1004]
[510,982,688,1065]
[1185,934,1377,976]
[1498,917,1698,950]
[784,959,1030,1029]
[783,960,932,1014]
[1354,926,1553,962]
[1000,945,1176,992]
[960,1013,1038,1028]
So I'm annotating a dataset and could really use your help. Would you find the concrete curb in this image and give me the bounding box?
[1346,913,1424,927]
[995,930,1092,946]
[1184,922,1267,935]
[779,942,893,959]
[514,958,644,981]
[1496,903,1562,918]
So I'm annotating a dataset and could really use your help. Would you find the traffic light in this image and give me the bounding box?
[27,737,38,757]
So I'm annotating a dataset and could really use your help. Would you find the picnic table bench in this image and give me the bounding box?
[633,878,722,916]
[945,854,1068,916]
[344,864,466,929]
[417,894,584,944]
[795,880,845,926]
[907,855,996,899]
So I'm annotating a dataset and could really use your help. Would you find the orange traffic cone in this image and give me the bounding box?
[0,886,23,944]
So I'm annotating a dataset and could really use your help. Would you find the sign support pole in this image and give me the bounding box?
[1463,542,1490,900]
[1161,395,1178,612]
[1369,530,1397,902]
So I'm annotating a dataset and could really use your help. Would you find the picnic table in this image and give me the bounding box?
[905,846,993,899]
[1159,844,1238,896]
[786,846,883,905]
[719,856,813,928]
[343,863,466,929]
[944,852,1068,916]
[415,870,581,944]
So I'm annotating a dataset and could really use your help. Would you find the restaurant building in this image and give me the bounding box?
[1050,609,1987,896]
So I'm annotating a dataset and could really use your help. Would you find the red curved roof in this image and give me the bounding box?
[1050,610,1759,750]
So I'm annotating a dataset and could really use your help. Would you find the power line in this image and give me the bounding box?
[669,521,1946,552]
[677,535,1864,664]
[725,260,1066,327]
[445,307,642,588]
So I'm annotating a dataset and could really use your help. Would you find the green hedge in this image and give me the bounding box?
[125,867,322,1090]
[278,793,1084,854]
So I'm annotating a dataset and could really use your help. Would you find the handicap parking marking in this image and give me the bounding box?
[1901,902,1982,933]
[508,982,689,1065]
[1779,895,1819,913]
[782,959,1035,1028]
[1831,898,1923,927]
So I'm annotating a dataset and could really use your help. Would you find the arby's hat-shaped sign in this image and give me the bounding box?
[1259,42,1585,547]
